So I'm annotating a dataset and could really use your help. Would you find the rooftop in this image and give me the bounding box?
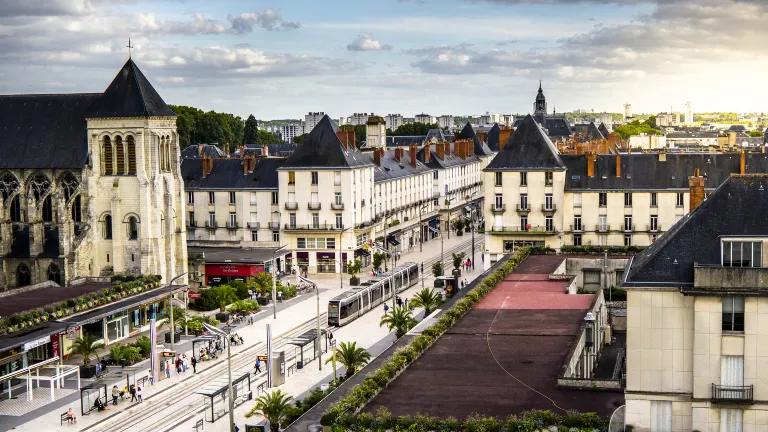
[279,115,373,170]
[486,115,566,171]
[181,157,283,190]
[188,246,282,264]
[0,282,111,317]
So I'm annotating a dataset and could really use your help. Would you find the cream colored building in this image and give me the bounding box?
[622,174,768,432]
[0,59,188,288]
[482,114,766,268]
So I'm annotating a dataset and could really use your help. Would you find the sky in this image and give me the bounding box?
[1,0,767,120]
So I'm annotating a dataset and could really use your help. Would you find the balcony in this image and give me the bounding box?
[308,202,321,210]
[285,202,299,210]
[689,265,768,295]
[623,224,635,232]
[515,204,531,213]
[570,224,583,232]
[711,384,753,404]
[284,223,344,231]
[595,224,609,233]
[490,204,506,214]
[647,224,659,233]
[226,221,239,230]
[488,225,557,235]
[268,222,280,229]
[187,221,197,228]
[541,204,557,213]
[331,203,345,210]
[247,222,260,229]
[205,221,218,228]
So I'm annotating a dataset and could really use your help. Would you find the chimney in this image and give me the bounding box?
[477,131,487,144]
[198,143,203,157]
[261,144,269,157]
[587,153,596,177]
[337,130,354,150]
[615,153,621,178]
[740,151,746,175]
[499,129,512,149]
[437,142,445,160]
[374,148,382,166]
[394,148,401,162]
[689,168,705,211]
[243,156,248,174]
[410,145,417,168]
[425,143,431,164]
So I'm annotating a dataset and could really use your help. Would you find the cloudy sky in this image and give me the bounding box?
[1,0,766,119]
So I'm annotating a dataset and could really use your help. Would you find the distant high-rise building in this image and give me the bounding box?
[598,112,613,127]
[657,112,682,127]
[347,113,372,126]
[281,124,304,143]
[304,112,325,131]
[415,113,435,124]
[385,114,403,131]
[624,103,632,119]
[685,102,693,125]
[437,115,454,129]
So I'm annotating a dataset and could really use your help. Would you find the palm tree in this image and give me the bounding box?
[70,333,104,366]
[409,288,443,316]
[452,252,466,271]
[324,341,371,378]
[166,306,187,334]
[209,285,238,312]
[252,272,273,297]
[246,389,294,432]
[380,306,417,338]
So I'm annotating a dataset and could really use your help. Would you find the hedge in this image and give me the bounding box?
[321,250,533,427]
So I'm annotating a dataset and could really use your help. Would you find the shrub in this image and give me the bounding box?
[230,280,250,300]
[605,286,627,301]
[192,288,221,311]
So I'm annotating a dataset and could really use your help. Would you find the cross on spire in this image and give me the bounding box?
[127,38,133,59]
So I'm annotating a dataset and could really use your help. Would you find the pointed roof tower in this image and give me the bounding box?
[87,59,176,118]
[598,123,610,138]
[279,115,373,169]
[485,115,564,171]
[457,122,493,156]
[486,124,501,152]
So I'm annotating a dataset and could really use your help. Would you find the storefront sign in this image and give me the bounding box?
[188,292,202,300]
[24,336,50,351]
[51,335,60,357]
[205,264,264,277]
[316,252,335,260]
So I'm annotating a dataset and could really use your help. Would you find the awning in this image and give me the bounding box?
[354,248,370,257]
[387,236,400,246]
[428,219,440,227]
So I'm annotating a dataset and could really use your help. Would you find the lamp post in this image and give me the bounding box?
[272,245,287,319]
[167,273,187,354]
[444,196,455,240]
[340,227,352,291]
[467,191,478,271]
[203,322,235,432]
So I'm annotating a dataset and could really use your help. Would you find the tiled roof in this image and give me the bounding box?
[87,59,176,118]
[485,115,565,171]
[181,157,283,190]
[279,115,374,169]
[417,142,482,170]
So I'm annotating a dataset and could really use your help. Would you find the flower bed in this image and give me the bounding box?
[0,275,162,336]
[321,250,533,427]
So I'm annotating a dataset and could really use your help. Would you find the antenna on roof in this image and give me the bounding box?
[127,38,133,59]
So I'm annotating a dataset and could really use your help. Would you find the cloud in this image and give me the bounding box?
[228,9,301,33]
[347,33,392,51]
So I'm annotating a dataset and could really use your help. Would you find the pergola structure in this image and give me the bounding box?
[0,357,79,402]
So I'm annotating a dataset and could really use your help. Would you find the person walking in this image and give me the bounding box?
[277,290,283,303]
[129,384,137,402]
[175,356,182,374]
[463,278,468,288]
[383,303,389,314]
[111,385,119,406]
[191,355,197,373]
[467,258,472,270]
[136,386,143,403]
[182,354,189,373]
[254,358,262,373]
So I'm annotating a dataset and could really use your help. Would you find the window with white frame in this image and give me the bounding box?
[545,216,553,232]
[312,213,319,228]
[229,192,236,204]
[573,193,582,208]
[334,171,341,185]
[187,191,194,204]
[545,194,553,210]
[272,231,279,242]
[520,194,528,210]
[520,172,527,186]
[573,216,582,232]
[676,192,684,207]
[229,212,237,226]
[650,215,658,231]
[251,231,258,241]
[495,194,503,209]
[271,192,278,205]
[721,409,743,432]
[335,192,342,205]
[208,192,215,204]
[335,214,343,229]
[722,296,745,332]
[722,241,763,267]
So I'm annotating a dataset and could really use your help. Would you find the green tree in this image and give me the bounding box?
[372,252,385,270]
[379,306,417,338]
[122,346,143,364]
[347,259,363,279]
[391,122,440,136]
[325,341,371,378]
[409,288,443,316]
[209,285,238,312]
[228,299,261,315]
[244,114,259,143]
[613,121,661,140]
[293,133,308,144]
[70,333,105,366]
[166,306,187,335]
[246,389,294,432]
[643,115,657,129]
[452,252,466,271]
[252,272,274,297]
[432,262,444,277]
[256,129,282,144]
[749,130,764,137]
[224,113,244,150]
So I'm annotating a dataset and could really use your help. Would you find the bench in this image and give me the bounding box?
[194,418,204,431]
[60,412,74,425]
[256,382,266,395]
[137,376,150,388]
[213,409,227,421]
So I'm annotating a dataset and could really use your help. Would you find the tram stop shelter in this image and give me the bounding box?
[192,335,222,360]
[196,371,251,423]
[0,356,79,403]
[287,329,321,369]
[80,381,107,416]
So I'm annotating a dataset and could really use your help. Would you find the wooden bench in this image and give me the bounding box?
[60,412,74,425]
[193,418,204,431]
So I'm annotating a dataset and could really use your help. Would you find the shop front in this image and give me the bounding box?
[316,252,336,273]
[0,347,25,392]
[353,248,371,268]
[428,219,440,240]
[128,301,167,333]
[205,263,265,286]
[296,252,309,275]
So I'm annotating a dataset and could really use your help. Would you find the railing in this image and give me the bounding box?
[570,224,583,232]
[489,225,556,234]
[515,204,531,212]
[284,223,344,231]
[331,203,344,210]
[490,204,506,213]
[595,224,609,233]
[541,204,557,212]
[247,222,260,229]
[268,222,280,229]
[623,224,635,232]
[712,384,753,403]
[205,221,218,228]
[308,202,321,210]
[647,224,659,232]
[285,202,298,210]
[226,222,238,229]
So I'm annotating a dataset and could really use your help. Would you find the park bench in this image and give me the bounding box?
[60,411,74,425]
[193,418,204,431]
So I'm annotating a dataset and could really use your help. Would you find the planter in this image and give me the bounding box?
[349,277,360,286]
[164,332,181,343]
[452,269,461,277]
[456,230,464,236]
[215,312,230,323]
[80,364,97,379]
[433,279,444,288]
[257,297,269,306]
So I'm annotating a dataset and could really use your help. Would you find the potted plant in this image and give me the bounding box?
[209,285,238,322]
[70,333,104,378]
[432,262,444,288]
[372,252,385,273]
[252,273,273,306]
[454,218,465,236]
[347,259,362,286]
[164,306,185,343]
[452,252,466,277]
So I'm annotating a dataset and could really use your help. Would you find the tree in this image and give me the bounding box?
[252,272,274,297]
[379,306,417,338]
[166,306,188,335]
[391,122,440,136]
[324,341,371,378]
[70,333,104,366]
[244,114,259,144]
[228,299,261,315]
[347,259,363,279]
[246,389,294,432]
[256,129,282,144]
[372,252,385,271]
[643,115,657,129]
[432,262,444,277]
[613,121,661,140]
[749,130,764,137]
[209,285,238,312]
[409,288,443,316]
[452,252,466,271]
[293,133,308,144]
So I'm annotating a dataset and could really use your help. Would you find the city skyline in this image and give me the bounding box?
[1,0,766,118]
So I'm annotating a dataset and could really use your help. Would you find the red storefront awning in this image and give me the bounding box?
[205,264,264,277]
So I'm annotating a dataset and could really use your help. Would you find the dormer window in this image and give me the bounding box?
[722,240,763,268]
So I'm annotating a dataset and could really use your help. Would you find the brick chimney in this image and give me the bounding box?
[394,148,402,162]
[468,140,474,157]
[261,144,269,157]
[499,129,512,149]
[615,153,621,178]
[243,156,249,174]
[477,131,487,144]
[424,143,431,164]
[374,148,382,166]
[409,145,417,167]
[337,130,354,150]
[740,151,746,175]
[587,153,596,177]
[436,142,445,160]
[689,168,704,211]
[202,155,213,177]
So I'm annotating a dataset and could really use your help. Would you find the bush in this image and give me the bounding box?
[228,300,261,315]
[560,245,646,255]
[230,281,250,300]
[192,289,220,311]
[605,286,627,301]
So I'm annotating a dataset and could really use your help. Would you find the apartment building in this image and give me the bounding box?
[415,113,435,124]
[657,112,682,127]
[482,114,768,267]
[280,124,304,143]
[623,174,768,432]
[437,115,454,130]
[304,112,326,132]
[385,114,404,131]
[347,113,372,126]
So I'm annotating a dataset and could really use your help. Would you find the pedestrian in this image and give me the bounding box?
[175,356,182,374]
[383,303,389,314]
[464,278,468,288]
[148,368,154,385]
[277,291,283,303]
[404,298,409,308]
[111,385,119,406]
[129,384,137,402]
[254,358,262,373]
[467,258,472,269]
[182,354,188,373]
[136,386,143,402]
[191,355,197,373]
[165,360,171,378]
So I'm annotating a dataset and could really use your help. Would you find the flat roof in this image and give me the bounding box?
[189,246,284,264]
[0,283,112,317]
[365,255,624,419]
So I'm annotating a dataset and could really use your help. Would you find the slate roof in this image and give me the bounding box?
[417,142,482,170]
[573,122,605,141]
[486,124,501,152]
[386,136,426,147]
[624,175,768,287]
[369,149,434,183]
[279,115,374,169]
[457,122,494,156]
[513,116,572,139]
[598,123,610,138]
[181,157,283,190]
[485,115,565,171]
[425,129,454,143]
[87,59,176,118]
[181,144,227,159]
[0,93,99,169]
[562,153,768,191]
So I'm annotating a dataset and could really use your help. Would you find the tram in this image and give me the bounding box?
[328,262,419,327]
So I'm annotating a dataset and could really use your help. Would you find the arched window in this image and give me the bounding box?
[160,136,166,172]
[47,263,61,285]
[165,135,172,171]
[127,136,137,174]
[10,194,22,222]
[128,216,139,240]
[59,172,79,202]
[42,195,53,222]
[104,214,113,239]
[102,137,113,175]
[0,171,20,202]
[115,136,125,175]
[16,264,31,287]
[71,195,82,222]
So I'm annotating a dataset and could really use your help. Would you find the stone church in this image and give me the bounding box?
[0,59,188,289]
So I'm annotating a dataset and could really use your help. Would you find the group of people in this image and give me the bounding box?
[229,333,245,346]
[383,296,409,313]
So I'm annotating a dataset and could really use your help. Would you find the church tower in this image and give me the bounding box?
[534,81,547,124]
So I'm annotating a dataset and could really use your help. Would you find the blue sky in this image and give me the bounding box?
[1,0,766,119]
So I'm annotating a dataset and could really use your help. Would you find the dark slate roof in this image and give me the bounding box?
[279,115,374,169]
[485,115,565,171]
[181,144,227,159]
[87,59,176,118]
[0,93,99,169]
[624,175,768,287]
[370,149,434,183]
[425,129,454,143]
[562,153,768,191]
[727,125,746,132]
[181,157,284,190]
[417,142,482,170]
[386,136,426,147]
[598,123,610,138]
[573,122,604,141]
[457,123,494,156]
[543,117,572,138]
[487,124,501,152]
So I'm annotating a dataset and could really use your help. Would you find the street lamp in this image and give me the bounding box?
[168,272,188,354]
[467,191,479,271]
[444,196,455,240]
[272,245,287,319]
[339,227,352,291]
[418,203,430,253]
[203,322,235,432]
